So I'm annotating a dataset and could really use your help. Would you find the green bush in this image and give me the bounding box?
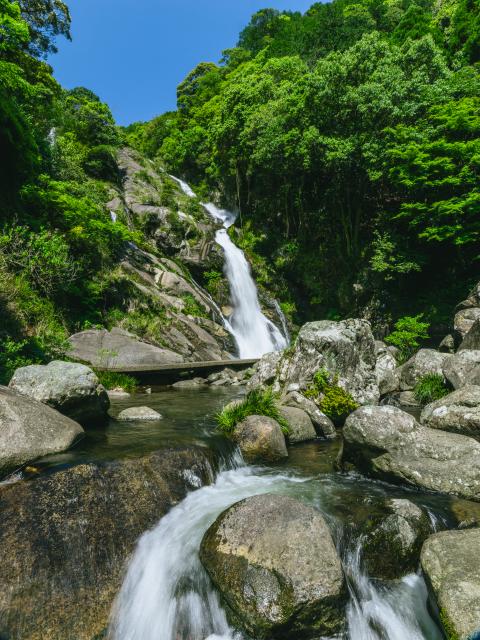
[94,370,138,393]
[414,374,450,405]
[216,388,289,435]
[305,368,359,424]
[182,293,207,317]
[385,315,430,363]
[83,145,120,183]
[0,338,34,385]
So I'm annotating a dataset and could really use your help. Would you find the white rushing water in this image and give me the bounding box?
[109,464,441,640]
[169,176,288,358]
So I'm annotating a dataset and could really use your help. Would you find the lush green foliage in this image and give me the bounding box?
[216,388,290,435]
[414,373,450,405]
[385,315,430,362]
[131,0,479,328]
[305,368,359,423]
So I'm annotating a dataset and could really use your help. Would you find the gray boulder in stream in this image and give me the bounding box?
[9,360,109,425]
[200,493,347,639]
[342,405,480,501]
[0,446,212,640]
[420,385,480,439]
[282,391,336,439]
[421,528,480,640]
[279,406,317,443]
[232,415,288,463]
[0,386,84,477]
[362,499,432,580]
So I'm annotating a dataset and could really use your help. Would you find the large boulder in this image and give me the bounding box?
[444,350,480,389]
[375,341,399,395]
[68,327,184,368]
[362,499,432,580]
[342,405,480,501]
[399,349,450,391]
[421,529,480,640]
[282,391,336,439]
[454,308,480,339]
[0,386,84,477]
[0,447,212,640]
[459,319,480,351]
[200,494,346,639]
[279,406,317,444]
[232,415,288,463]
[271,319,379,404]
[9,361,109,426]
[420,385,480,440]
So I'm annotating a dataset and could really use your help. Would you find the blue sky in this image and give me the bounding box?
[51,0,314,125]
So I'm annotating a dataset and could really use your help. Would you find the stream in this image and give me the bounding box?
[29,387,479,639]
[26,387,480,638]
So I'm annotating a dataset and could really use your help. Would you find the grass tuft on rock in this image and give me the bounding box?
[216,388,289,435]
[94,370,138,393]
[414,374,450,406]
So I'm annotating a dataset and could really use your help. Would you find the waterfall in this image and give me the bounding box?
[108,465,441,640]
[169,176,288,358]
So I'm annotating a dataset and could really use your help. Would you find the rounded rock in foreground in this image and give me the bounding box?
[232,415,288,463]
[117,406,162,421]
[200,493,346,639]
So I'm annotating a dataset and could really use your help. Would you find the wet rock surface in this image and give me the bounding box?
[421,528,480,640]
[342,405,480,501]
[117,406,163,421]
[200,493,346,639]
[0,447,212,640]
[282,391,336,439]
[362,499,432,580]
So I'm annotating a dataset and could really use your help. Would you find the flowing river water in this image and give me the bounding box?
[32,387,477,640]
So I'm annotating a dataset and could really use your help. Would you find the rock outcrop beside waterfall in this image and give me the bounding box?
[248,319,379,405]
[0,447,213,640]
[200,494,346,638]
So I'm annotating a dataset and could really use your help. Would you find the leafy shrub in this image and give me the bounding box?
[203,269,223,296]
[0,225,78,296]
[305,368,359,424]
[216,388,289,435]
[0,338,34,385]
[83,145,120,183]
[385,315,430,362]
[414,374,450,405]
[94,370,137,393]
[182,294,207,317]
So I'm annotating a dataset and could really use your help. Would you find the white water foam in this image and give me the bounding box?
[109,464,441,640]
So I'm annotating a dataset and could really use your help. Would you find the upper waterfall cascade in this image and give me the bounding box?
[171,176,288,359]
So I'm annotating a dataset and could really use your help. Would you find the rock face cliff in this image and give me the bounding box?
[68,148,238,364]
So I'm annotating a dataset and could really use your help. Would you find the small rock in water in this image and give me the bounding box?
[232,415,288,463]
[117,406,162,421]
[279,406,317,443]
[172,377,207,389]
[362,498,432,580]
[108,388,131,399]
